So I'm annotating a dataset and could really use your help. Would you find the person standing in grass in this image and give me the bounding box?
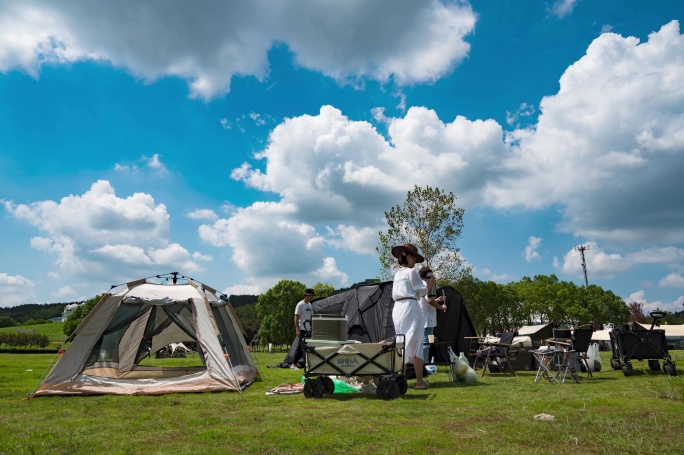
[391,244,430,390]
[419,266,447,365]
[291,287,315,370]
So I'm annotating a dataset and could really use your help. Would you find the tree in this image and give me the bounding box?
[0,316,17,328]
[256,280,307,345]
[455,276,526,335]
[377,185,469,282]
[234,303,259,342]
[628,301,648,323]
[63,294,105,337]
[313,283,334,299]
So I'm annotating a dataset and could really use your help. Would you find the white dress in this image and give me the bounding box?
[392,267,428,363]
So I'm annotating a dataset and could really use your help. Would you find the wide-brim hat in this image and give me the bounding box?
[304,288,316,296]
[391,243,425,263]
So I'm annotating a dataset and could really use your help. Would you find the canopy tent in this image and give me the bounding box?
[32,274,258,396]
[635,323,684,337]
[310,282,477,364]
[516,323,554,345]
[592,329,612,341]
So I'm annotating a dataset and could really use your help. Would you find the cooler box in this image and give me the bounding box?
[311,315,348,341]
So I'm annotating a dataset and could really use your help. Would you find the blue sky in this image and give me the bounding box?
[1,0,684,314]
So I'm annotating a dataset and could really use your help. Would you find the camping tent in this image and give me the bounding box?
[32,275,258,396]
[310,282,477,364]
[313,281,396,343]
[431,286,477,363]
[517,323,554,346]
[635,323,684,348]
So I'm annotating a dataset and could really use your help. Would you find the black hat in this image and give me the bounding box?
[391,243,425,263]
[304,288,315,296]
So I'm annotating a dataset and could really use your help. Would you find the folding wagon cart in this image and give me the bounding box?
[609,311,677,377]
[302,335,407,400]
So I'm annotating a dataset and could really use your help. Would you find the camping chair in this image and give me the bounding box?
[473,332,517,377]
[570,327,595,378]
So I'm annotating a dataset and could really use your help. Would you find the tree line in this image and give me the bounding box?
[0,330,51,350]
[0,303,67,328]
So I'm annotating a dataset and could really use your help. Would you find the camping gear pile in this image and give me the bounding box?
[311,282,477,362]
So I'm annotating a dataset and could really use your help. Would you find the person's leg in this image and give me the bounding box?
[423,326,434,363]
[414,356,426,386]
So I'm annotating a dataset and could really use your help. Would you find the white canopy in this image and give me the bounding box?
[635,323,684,337]
[591,329,612,341]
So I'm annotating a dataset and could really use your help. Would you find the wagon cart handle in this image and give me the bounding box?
[649,311,665,330]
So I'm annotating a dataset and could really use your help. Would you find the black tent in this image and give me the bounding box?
[312,281,396,343]
[269,335,306,369]
[311,282,477,364]
[431,285,477,363]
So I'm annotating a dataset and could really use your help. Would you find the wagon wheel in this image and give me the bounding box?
[320,376,335,395]
[663,362,677,376]
[610,359,621,370]
[622,363,634,377]
[395,375,408,395]
[376,380,400,401]
[303,378,324,399]
[648,359,661,371]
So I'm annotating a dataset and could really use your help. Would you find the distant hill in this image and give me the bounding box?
[0,303,68,325]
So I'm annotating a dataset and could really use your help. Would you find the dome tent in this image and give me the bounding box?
[32,273,258,396]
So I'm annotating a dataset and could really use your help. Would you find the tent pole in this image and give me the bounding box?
[224,354,244,396]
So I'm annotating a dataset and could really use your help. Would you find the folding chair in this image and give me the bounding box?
[532,346,562,383]
[570,327,595,378]
[473,332,517,377]
[546,328,577,383]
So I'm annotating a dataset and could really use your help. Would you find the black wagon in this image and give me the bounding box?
[609,311,677,376]
[301,335,407,400]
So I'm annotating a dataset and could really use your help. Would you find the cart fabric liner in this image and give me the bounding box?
[305,340,404,377]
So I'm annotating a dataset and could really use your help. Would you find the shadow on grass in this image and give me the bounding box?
[427,381,488,389]
[308,392,431,401]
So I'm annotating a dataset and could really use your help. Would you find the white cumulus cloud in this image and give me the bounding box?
[0,273,36,307]
[0,0,476,100]
[524,236,542,262]
[3,180,201,283]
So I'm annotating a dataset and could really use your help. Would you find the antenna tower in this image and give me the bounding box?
[575,240,589,289]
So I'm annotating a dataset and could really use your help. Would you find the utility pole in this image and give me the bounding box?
[575,241,589,289]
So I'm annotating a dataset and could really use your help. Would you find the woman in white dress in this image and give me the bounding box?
[391,243,430,390]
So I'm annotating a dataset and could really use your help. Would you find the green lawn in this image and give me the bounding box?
[1,350,683,455]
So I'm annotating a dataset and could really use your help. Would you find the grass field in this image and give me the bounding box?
[1,350,683,455]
